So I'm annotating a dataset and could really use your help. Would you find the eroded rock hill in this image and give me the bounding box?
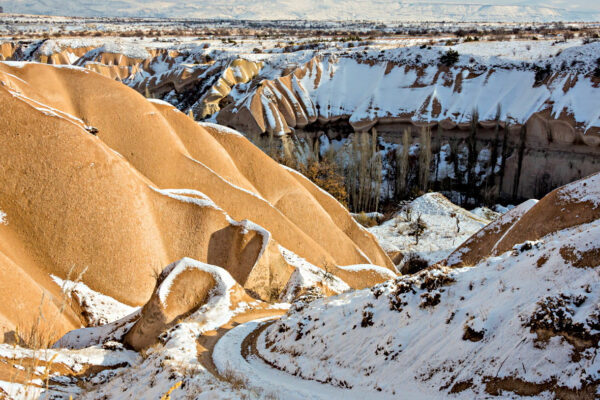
[0,61,394,342]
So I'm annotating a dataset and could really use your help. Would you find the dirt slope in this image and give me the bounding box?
[447,172,600,267]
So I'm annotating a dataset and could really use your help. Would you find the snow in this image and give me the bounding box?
[259,219,600,397]
[558,172,600,208]
[151,186,223,212]
[279,245,350,302]
[54,311,141,349]
[225,217,271,272]
[51,275,138,326]
[337,264,397,280]
[350,212,383,220]
[95,42,150,59]
[446,198,538,265]
[0,381,43,400]
[156,258,236,309]
[37,38,97,56]
[470,206,500,221]
[213,318,400,400]
[0,343,139,374]
[493,203,515,214]
[220,40,600,134]
[197,121,244,137]
[148,98,173,107]
[369,193,491,265]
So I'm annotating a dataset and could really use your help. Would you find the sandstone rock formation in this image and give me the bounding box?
[124,258,248,350]
[0,61,393,343]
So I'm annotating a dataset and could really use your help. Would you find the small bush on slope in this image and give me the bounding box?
[353,211,378,228]
[276,154,348,208]
[440,49,460,66]
[298,159,348,208]
[400,253,429,275]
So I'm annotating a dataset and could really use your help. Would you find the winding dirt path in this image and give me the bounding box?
[211,318,398,400]
[196,307,287,377]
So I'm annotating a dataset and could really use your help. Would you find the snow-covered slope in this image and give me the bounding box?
[369,193,491,266]
[220,42,600,136]
[257,174,600,397]
[6,1,600,22]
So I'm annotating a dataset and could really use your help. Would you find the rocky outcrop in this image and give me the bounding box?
[216,53,600,199]
[447,172,600,267]
[124,258,246,350]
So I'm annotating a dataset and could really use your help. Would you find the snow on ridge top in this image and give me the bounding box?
[148,98,173,107]
[157,257,236,309]
[96,42,150,59]
[198,121,244,138]
[446,198,539,266]
[226,217,271,272]
[558,172,600,208]
[151,187,272,273]
[0,61,27,68]
[337,264,397,279]
[410,193,485,221]
[150,187,223,211]
[38,38,98,56]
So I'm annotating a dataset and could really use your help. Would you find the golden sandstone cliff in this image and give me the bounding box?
[0,62,394,343]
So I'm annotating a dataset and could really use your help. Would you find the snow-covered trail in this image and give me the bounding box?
[212,318,416,400]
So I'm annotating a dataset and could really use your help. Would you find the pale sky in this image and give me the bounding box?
[401,0,600,11]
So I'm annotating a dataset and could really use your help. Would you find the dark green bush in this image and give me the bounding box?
[440,49,460,66]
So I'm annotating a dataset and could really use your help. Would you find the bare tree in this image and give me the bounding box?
[409,213,427,245]
[467,109,479,200]
[395,129,410,200]
[419,126,432,192]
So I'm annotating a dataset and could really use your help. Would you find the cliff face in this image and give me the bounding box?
[0,62,393,341]
[216,52,600,200]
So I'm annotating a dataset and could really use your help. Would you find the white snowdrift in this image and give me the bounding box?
[51,275,138,327]
[369,193,491,265]
[279,245,350,302]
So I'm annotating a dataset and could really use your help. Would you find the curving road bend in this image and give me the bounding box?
[212,318,401,400]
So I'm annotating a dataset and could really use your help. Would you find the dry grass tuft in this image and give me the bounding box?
[10,265,88,397]
[354,211,378,227]
[160,380,182,400]
[221,367,250,390]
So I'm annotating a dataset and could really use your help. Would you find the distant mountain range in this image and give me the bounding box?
[5,1,600,22]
